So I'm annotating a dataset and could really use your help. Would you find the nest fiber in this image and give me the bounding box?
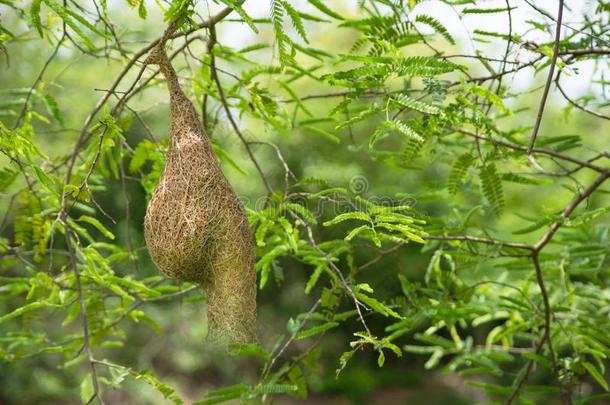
[143,37,256,344]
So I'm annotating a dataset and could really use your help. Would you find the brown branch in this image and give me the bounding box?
[357,243,405,272]
[261,298,321,379]
[68,7,232,170]
[555,73,610,121]
[508,171,609,404]
[207,12,374,346]
[65,230,104,405]
[111,35,204,119]
[455,129,608,173]
[302,224,373,337]
[461,280,542,316]
[282,89,394,103]
[426,235,533,251]
[559,48,610,58]
[526,0,564,155]
[441,54,519,64]
[507,253,559,405]
[247,141,297,193]
[534,171,610,251]
[464,55,545,85]
[13,34,66,129]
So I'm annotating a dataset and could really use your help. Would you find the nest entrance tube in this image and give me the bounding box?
[143,26,257,344]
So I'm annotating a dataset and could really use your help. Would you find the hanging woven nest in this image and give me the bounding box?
[142,27,257,344]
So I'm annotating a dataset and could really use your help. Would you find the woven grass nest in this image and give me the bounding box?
[142,28,256,344]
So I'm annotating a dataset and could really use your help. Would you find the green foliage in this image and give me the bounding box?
[1,0,609,404]
[415,14,455,45]
[479,163,504,216]
[322,198,427,247]
[448,153,474,195]
[31,0,109,48]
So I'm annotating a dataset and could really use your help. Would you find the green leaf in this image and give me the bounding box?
[479,163,504,216]
[415,14,455,45]
[295,321,339,339]
[304,264,325,294]
[137,0,147,19]
[391,94,440,115]
[80,375,94,403]
[30,0,43,37]
[227,343,270,360]
[501,173,550,186]
[385,120,424,142]
[469,85,510,114]
[424,350,445,370]
[108,276,161,298]
[344,225,370,241]
[567,206,610,226]
[393,56,461,77]
[281,1,308,43]
[129,142,149,174]
[336,349,355,377]
[583,361,609,391]
[303,125,340,143]
[0,167,18,192]
[195,384,249,405]
[221,0,259,33]
[62,300,80,326]
[464,381,513,396]
[369,125,388,149]
[253,384,298,395]
[307,0,344,20]
[377,350,385,367]
[280,202,317,224]
[135,370,183,405]
[256,245,289,289]
[370,120,424,149]
[32,166,58,195]
[355,290,403,319]
[43,0,108,49]
[43,93,64,125]
[463,7,516,14]
[0,301,54,325]
[448,153,474,195]
[513,217,551,235]
[77,215,115,240]
[323,212,371,226]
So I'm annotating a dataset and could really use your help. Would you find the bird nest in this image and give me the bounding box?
[143,39,257,344]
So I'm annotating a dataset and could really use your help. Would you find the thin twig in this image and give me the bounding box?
[261,298,321,379]
[65,229,104,404]
[526,0,564,155]
[357,243,404,272]
[426,235,533,251]
[534,171,610,251]
[508,171,609,404]
[555,73,610,121]
[12,30,67,129]
[455,129,608,173]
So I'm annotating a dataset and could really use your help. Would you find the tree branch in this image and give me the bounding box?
[526,0,564,155]
[455,129,608,173]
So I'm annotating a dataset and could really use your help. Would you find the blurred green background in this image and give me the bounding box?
[1,1,608,404]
